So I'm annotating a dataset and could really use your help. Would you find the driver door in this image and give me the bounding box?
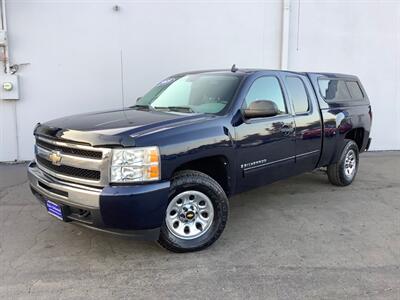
[234,75,296,192]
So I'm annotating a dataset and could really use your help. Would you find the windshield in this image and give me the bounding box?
[136,73,242,114]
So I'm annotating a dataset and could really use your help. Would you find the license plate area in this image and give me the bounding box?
[46,200,65,221]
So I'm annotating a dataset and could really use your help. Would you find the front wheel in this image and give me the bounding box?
[158,170,228,252]
[327,139,359,186]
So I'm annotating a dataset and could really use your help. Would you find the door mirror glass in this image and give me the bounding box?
[243,100,279,119]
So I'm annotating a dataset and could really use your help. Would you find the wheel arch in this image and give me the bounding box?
[172,155,232,196]
[344,128,365,151]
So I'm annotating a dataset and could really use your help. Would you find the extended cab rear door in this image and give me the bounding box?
[282,73,322,173]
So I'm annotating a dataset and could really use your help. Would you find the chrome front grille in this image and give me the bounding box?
[36,138,103,159]
[34,136,112,187]
[36,156,101,180]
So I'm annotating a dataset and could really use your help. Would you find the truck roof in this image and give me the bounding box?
[172,69,359,80]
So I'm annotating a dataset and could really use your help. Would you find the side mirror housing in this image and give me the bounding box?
[136,97,142,102]
[243,100,279,119]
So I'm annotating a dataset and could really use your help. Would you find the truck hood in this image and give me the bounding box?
[35,108,215,147]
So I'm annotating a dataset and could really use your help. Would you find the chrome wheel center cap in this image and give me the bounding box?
[179,204,197,222]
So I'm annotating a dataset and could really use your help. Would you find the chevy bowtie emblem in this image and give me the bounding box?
[186,212,195,220]
[49,150,62,166]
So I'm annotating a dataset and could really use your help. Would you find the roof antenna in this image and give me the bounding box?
[231,64,238,72]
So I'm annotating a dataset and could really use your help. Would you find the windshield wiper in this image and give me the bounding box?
[130,104,151,110]
[154,106,195,113]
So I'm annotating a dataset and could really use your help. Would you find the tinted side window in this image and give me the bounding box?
[286,77,309,114]
[346,81,363,99]
[244,77,287,114]
[319,79,351,101]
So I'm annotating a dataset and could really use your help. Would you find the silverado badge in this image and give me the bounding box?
[49,150,62,166]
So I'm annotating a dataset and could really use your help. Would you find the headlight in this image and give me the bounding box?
[110,147,160,183]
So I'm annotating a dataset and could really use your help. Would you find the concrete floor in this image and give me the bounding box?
[0,152,399,299]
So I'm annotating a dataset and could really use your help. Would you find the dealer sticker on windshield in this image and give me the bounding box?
[156,77,176,86]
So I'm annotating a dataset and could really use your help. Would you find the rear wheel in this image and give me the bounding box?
[327,139,359,186]
[158,170,228,252]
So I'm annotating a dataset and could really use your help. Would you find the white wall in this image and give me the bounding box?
[0,0,399,161]
[1,0,283,161]
[288,0,400,151]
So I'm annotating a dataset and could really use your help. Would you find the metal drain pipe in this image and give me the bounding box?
[0,0,20,161]
[280,0,291,70]
[1,0,10,74]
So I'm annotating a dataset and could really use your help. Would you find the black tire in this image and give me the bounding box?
[158,170,228,253]
[327,139,359,186]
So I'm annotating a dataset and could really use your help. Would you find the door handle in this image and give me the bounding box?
[280,124,294,136]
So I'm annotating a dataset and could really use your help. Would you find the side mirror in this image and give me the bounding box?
[136,97,142,102]
[243,100,279,119]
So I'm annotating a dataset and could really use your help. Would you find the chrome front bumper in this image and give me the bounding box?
[27,161,165,240]
[28,161,101,209]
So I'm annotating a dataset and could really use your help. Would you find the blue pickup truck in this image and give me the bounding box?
[28,67,372,252]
